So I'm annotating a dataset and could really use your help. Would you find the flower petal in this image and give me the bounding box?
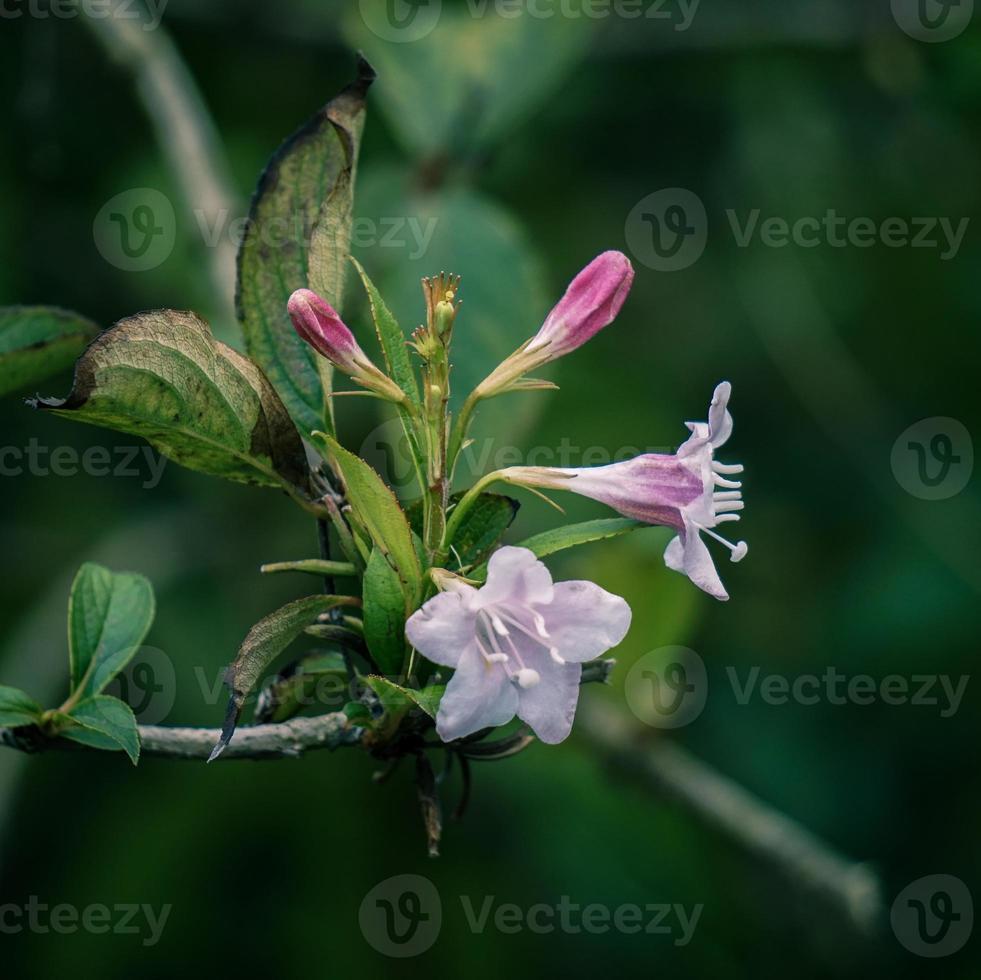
[541,581,632,663]
[515,653,582,745]
[707,381,733,448]
[435,645,519,742]
[405,589,477,668]
[477,546,554,607]
[664,526,729,601]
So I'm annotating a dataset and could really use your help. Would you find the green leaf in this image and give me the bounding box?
[406,683,445,721]
[0,306,98,397]
[447,492,519,568]
[472,519,646,582]
[254,651,348,724]
[344,9,589,157]
[34,310,311,497]
[63,696,140,765]
[236,56,375,441]
[409,491,518,569]
[311,433,421,603]
[0,686,43,728]
[363,676,444,735]
[211,594,358,760]
[350,257,419,403]
[68,563,155,701]
[363,548,409,677]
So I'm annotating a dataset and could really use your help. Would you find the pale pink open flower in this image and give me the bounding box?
[499,383,747,601]
[474,251,634,398]
[406,547,631,744]
[288,288,405,402]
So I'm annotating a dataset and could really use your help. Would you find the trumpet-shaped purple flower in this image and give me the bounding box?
[499,382,747,601]
[474,251,634,398]
[406,547,631,744]
[288,288,406,402]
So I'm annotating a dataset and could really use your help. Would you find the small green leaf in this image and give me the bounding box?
[237,56,375,440]
[407,684,445,721]
[63,696,140,765]
[409,491,519,567]
[68,563,155,701]
[363,548,409,677]
[211,594,358,760]
[254,651,349,724]
[0,686,43,728]
[350,257,419,403]
[312,433,421,603]
[34,310,311,498]
[472,518,646,582]
[343,701,373,726]
[364,676,445,723]
[0,306,99,397]
[445,492,519,568]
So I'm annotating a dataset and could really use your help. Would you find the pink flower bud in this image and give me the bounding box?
[288,288,406,403]
[528,250,634,360]
[287,289,365,376]
[473,251,634,400]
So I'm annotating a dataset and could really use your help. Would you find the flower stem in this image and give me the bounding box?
[436,470,503,568]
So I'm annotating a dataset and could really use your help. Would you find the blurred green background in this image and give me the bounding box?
[1,0,978,976]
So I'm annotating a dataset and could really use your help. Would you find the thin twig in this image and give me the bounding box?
[579,701,883,937]
[1,713,362,761]
[78,0,239,321]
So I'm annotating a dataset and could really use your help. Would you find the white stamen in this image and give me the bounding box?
[713,490,742,501]
[516,668,540,688]
[713,476,742,489]
[714,501,744,513]
[489,613,509,636]
[550,648,566,665]
[712,461,744,475]
[715,514,741,523]
[695,521,748,563]
[486,652,509,663]
[532,612,550,638]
